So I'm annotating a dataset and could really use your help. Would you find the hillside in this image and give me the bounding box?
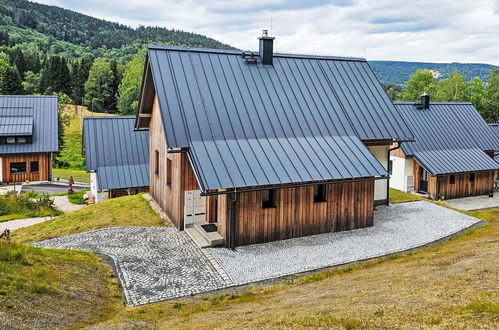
[0,0,233,61]
[369,60,498,85]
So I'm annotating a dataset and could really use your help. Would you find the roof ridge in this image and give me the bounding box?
[147,45,366,62]
[0,95,57,98]
[394,101,473,105]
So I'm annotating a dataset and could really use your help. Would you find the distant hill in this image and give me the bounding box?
[369,60,498,85]
[0,0,233,61]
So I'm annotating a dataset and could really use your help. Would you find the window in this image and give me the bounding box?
[154,150,159,175]
[469,173,475,182]
[6,137,15,144]
[389,160,393,175]
[450,175,456,184]
[262,189,276,208]
[314,185,327,203]
[30,161,39,173]
[10,162,26,174]
[17,137,26,144]
[166,158,172,187]
[0,136,32,145]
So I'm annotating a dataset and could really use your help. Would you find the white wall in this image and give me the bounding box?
[90,172,108,203]
[390,156,415,192]
[0,157,2,182]
[367,145,389,204]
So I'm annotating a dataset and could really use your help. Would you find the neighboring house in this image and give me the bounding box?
[83,116,149,202]
[0,95,58,183]
[135,33,413,247]
[391,94,499,200]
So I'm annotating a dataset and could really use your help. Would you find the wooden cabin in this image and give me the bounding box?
[135,33,414,248]
[83,116,149,202]
[391,95,499,200]
[0,96,58,183]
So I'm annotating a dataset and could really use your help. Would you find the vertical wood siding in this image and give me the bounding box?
[149,96,199,229]
[0,152,51,183]
[217,180,375,247]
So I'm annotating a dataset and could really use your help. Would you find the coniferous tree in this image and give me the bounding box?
[39,55,71,95]
[84,58,113,113]
[1,65,23,94]
[109,59,121,113]
[9,47,27,79]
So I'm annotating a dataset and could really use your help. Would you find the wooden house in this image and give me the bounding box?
[391,95,499,200]
[0,96,58,183]
[83,116,149,202]
[135,33,414,247]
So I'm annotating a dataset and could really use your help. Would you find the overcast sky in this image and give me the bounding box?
[34,0,499,65]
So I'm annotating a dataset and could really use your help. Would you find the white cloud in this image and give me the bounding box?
[33,0,499,65]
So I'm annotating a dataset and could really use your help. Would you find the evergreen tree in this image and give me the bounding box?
[39,55,71,95]
[109,59,120,113]
[399,69,438,101]
[1,65,23,94]
[84,58,114,113]
[9,47,27,79]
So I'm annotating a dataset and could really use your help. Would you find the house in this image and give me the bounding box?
[135,32,413,247]
[0,95,58,183]
[83,116,149,202]
[391,94,499,200]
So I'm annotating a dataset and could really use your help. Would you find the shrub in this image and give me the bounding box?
[67,190,85,205]
[23,190,40,198]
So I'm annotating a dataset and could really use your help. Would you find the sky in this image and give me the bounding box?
[34,0,499,65]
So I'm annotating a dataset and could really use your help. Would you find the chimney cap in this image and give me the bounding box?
[258,29,275,40]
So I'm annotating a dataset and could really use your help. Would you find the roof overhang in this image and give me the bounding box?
[135,55,155,130]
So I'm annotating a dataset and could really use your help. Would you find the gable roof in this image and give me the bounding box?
[83,116,149,190]
[0,96,58,154]
[137,45,413,191]
[394,102,499,175]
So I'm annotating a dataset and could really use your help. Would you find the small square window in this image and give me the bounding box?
[262,189,276,208]
[6,137,15,144]
[450,175,456,184]
[469,173,475,182]
[17,137,26,144]
[30,161,39,173]
[314,185,327,203]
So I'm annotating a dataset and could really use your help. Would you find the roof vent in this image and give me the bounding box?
[417,92,430,110]
[242,50,257,64]
[258,29,275,65]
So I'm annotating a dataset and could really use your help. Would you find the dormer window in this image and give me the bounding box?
[0,136,32,145]
[6,137,15,144]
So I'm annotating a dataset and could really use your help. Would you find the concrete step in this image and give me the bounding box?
[185,226,211,248]
[193,222,224,247]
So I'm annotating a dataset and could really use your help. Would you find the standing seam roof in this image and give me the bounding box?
[143,46,413,191]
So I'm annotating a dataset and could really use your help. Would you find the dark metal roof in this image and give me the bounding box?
[83,116,149,190]
[0,96,58,154]
[414,148,498,175]
[137,45,413,191]
[395,102,499,174]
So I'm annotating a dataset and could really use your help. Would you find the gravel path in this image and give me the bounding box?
[207,201,482,284]
[32,201,481,306]
[0,216,52,232]
[52,195,85,213]
[32,227,228,306]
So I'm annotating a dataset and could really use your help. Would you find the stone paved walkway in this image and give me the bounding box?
[32,201,482,306]
[207,201,482,284]
[32,227,229,306]
[52,195,86,213]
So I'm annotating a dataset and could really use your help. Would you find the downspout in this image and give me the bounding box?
[387,142,402,206]
[228,189,238,250]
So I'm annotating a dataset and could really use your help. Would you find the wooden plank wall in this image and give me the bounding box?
[0,153,51,183]
[218,180,375,247]
[429,171,494,199]
[149,96,199,229]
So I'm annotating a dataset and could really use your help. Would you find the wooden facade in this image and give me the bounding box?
[413,162,494,199]
[216,180,375,246]
[149,96,199,230]
[0,152,52,183]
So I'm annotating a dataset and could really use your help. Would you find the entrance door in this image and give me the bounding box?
[184,190,206,228]
[419,166,428,192]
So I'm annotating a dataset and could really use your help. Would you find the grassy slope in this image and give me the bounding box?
[389,188,425,203]
[0,241,122,329]
[14,195,168,243]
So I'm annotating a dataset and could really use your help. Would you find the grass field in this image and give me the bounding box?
[13,194,169,243]
[52,168,90,183]
[3,190,498,328]
[389,187,426,203]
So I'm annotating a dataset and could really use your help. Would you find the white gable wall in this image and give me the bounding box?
[367,145,389,204]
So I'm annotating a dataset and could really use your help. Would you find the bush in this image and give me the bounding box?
[22,190,40,198]
[67,190,85,205]
[0,193,61,220]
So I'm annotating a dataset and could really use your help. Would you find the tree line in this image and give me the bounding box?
[383,68,499,122]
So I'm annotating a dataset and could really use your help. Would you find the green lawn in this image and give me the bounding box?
[389,188,426,203]
[52,168,90,184]
[14,194,169,243]
[0,194,62,223]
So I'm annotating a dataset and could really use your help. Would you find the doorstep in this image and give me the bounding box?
[185,222,224,248]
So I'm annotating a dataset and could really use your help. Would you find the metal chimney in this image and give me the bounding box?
[258,30,275,65]
[420,92,430,109]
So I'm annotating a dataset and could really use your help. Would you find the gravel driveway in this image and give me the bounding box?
[32,201,482,306]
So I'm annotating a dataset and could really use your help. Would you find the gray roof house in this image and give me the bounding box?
[83,116,149,202]
[134,33,415,247]
[0,95,58,183]
[390,95,499,199]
